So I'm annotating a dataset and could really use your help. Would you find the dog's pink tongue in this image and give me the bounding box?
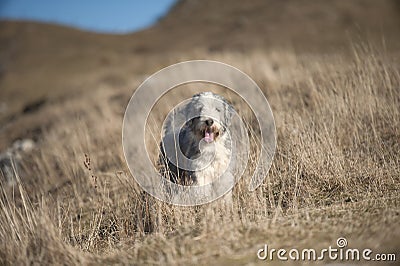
[204,132,214,143]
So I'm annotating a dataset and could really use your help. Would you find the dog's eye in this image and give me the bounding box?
[216,108,221,112]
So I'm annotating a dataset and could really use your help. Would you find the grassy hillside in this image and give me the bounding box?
[0,0,399,264]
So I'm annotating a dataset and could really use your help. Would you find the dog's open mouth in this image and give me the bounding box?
[203,126,219,143]
[204,130,214,143]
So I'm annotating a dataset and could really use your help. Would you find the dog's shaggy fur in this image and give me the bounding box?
[159,92,234,187]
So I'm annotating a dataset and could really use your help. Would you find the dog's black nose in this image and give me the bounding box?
[205,118,214,126]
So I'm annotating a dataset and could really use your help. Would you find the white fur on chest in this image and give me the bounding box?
[194,140,231,186]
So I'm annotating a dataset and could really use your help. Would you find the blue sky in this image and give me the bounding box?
[0,0,177,33]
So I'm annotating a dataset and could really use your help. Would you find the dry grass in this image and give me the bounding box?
[1,43,399,265]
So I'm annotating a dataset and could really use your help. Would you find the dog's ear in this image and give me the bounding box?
[184,104,194,123]
[224,103,235,126]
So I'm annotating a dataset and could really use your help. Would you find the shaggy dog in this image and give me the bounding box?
[159,92,234,188]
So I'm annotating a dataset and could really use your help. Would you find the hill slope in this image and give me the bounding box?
[1,0,399,119]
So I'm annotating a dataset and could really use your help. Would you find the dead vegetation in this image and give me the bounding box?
[0,41,399,264]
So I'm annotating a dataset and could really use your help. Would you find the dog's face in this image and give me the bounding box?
[185,92,234,144]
